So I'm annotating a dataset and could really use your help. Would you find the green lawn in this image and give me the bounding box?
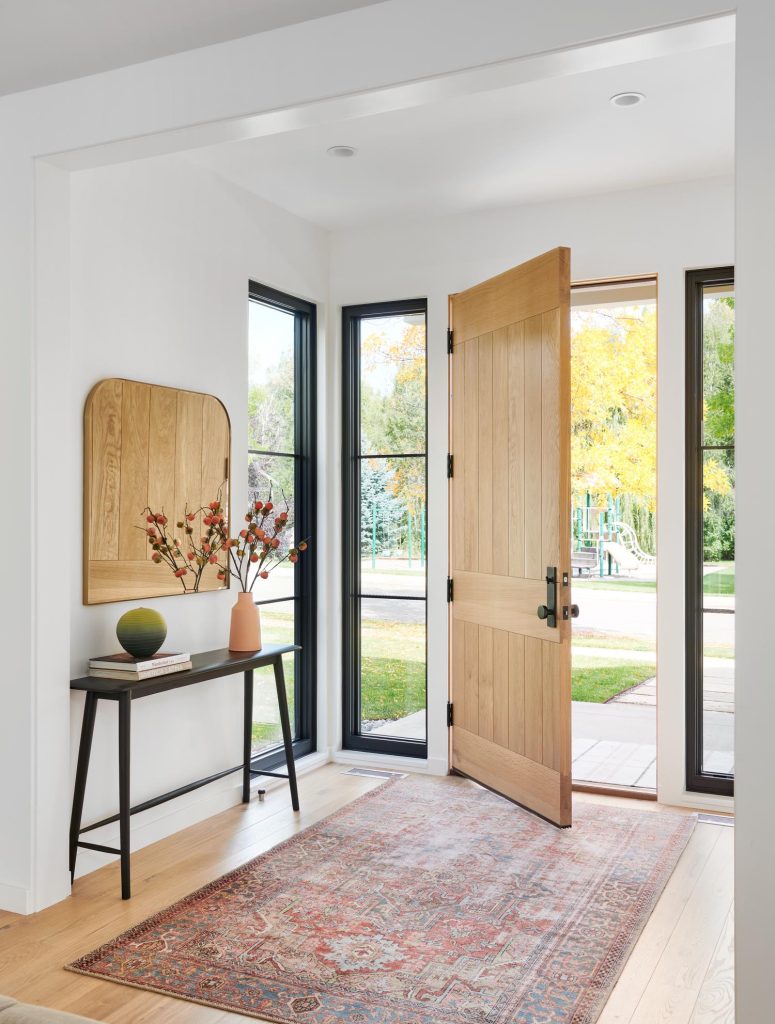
[251,611,295,747]
[574,629,732,659]
[250,611,426,732]
[250,614,668,731]
[574,577,656,592]
[573,565,735,597]
[703,562,735,596]
[571,656,655,703]
[573,630,656,653]
[361,619,425,721]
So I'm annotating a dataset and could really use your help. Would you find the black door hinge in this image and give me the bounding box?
[447,328,454,354]
[447,577,454,602]
[447,453,454,478]
[447,701,454,727]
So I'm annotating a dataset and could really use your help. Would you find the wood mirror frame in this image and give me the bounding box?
[83,379,231,605]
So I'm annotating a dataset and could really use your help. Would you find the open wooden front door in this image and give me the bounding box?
[448,247,573,826]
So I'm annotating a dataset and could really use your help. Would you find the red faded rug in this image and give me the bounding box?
[67,776,694,1023]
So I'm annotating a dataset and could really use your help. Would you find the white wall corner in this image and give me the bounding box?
[0,881,32,916]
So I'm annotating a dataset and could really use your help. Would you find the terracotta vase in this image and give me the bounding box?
[229,592,262,652]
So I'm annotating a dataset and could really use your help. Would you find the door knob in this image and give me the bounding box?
[571,604,580,618]
[536,567,557,628]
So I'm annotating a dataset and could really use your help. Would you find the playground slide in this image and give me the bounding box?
[602,540,641,572]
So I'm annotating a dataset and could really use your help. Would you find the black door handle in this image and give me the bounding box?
[536,567,557,628]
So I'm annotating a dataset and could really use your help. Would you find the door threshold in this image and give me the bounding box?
[573,781,657,801]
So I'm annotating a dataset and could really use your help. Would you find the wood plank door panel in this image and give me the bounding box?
[449,247,572,826]
[84,379,231,605]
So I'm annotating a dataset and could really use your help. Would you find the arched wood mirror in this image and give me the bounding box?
[83,379,230,604]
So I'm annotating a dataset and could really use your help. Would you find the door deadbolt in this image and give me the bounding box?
[536,567,558,628]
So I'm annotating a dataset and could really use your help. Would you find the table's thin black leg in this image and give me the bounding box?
[243,669,254,802]
[274,656,299,811]
[69,692,98,882]
[118,693,131,900]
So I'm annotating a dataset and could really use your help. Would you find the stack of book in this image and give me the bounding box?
[88,651,192,681]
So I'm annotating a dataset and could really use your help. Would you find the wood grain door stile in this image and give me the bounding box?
[448,248,573,826]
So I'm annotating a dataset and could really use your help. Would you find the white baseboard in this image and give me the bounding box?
[331,748,448,776]
[658,790,734,814]
[0,880,32,915]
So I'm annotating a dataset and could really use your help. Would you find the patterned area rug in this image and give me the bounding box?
[67,776,695,1023]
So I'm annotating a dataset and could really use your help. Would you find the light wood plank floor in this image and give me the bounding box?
[0,765,734,1023]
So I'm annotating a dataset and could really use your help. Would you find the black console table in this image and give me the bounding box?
[69,644,300,899]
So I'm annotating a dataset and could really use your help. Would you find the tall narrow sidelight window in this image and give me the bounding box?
[342,299,428,758]
[686,267,735,795]
[248,282,317,769]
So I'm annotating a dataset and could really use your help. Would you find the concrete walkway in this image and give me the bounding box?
[366,709,425,739]
[573,700,735,786]
[573,702,656,788]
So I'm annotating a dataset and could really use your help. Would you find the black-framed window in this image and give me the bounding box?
[248,282,317,771]
[342,299,428,758]
[685,267,735,796]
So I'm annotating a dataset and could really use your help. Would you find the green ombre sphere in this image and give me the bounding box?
[116,607,167,659]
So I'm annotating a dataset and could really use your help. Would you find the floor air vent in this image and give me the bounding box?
[698,813,734,827]
[343,767,405,779]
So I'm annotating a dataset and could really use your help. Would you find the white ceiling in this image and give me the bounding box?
[0,0,385,96]
[188,40,734,230]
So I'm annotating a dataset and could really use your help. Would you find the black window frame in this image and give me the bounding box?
[685,266,734,797]
[342,298,428,759]
[248,281,317,772]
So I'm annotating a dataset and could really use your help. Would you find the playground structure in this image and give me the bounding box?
[361,492,655,577]
[572,497,656,578]
[364,501,426,570]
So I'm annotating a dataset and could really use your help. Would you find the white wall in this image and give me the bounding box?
[328,176,735,804]
[732,6,775,1017]
[0,0,772,1017]
[66,154,329,878]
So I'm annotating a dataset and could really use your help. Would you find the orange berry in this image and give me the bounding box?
[259,571,269,580]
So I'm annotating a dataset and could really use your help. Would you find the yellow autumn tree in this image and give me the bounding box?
[361,321,426,513]
[571,306,657,509]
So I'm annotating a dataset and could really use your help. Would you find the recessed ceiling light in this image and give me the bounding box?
[610,91,645,108]
[327,145,357,158]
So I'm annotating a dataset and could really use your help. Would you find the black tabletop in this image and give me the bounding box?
[71,644,300,698]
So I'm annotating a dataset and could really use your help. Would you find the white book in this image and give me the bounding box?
[89,661,193,681]
[89,651,191,672]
